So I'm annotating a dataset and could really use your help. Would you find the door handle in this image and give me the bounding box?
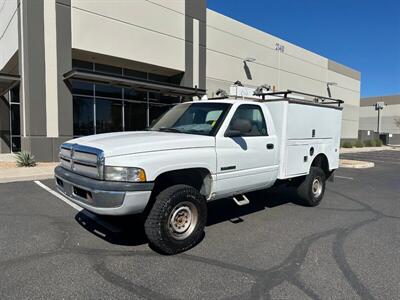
[266,143,274,150]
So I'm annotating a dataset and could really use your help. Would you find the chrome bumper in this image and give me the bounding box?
[54,166,153,215]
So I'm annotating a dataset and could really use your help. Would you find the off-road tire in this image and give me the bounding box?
[144,184,207,254]
[297,166,326,207]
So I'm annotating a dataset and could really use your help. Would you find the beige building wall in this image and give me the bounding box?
[0,0,18,72]
[206,10,361,139]
[71,0,186,73]
[44,0,59,137]
[360,96,400,134]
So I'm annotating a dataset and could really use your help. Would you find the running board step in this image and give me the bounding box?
[233,194,250,206]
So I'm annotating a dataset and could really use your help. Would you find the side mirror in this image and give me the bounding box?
[225,119,252,137]
[225,129,241,137]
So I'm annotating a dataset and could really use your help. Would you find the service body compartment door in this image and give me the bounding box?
[215,104,279,198]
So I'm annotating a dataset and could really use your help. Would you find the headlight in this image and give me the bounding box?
[104,166,146,182]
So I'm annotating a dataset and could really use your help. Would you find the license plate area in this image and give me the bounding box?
[73,186,93,202]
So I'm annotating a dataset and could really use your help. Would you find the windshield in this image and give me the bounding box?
[149,102,231,136]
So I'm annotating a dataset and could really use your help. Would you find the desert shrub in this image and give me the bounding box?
[355,140,364,148]
[341,141,353,148]
[364,139,375,147]
[375,139,383,147]
[15,152,36,167]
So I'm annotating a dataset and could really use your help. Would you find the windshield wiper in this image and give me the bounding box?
[158,127,182,133]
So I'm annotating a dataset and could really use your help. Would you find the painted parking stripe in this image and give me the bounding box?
[335,175,354,180]
[34,180,121,233]
[34,180,82,211]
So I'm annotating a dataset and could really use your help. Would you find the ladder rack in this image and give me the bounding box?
[254,89,344,107]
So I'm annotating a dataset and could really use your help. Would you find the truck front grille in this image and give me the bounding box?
[59,143,104,179]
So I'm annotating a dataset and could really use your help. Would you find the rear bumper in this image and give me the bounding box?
[54,166,153,215]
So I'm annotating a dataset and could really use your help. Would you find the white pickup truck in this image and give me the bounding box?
[55,90,343,254]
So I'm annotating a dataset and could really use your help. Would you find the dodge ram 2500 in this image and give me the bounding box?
[55,90,343,254]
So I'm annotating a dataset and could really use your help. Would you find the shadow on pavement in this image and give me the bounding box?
[75,212,148,246]
[207,185,302,226]
[74,185,302,248]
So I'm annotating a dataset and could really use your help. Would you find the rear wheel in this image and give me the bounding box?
[144,184,207,254]
[296,166,326,207]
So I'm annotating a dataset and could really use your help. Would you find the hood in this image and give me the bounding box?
[68,131,215,157]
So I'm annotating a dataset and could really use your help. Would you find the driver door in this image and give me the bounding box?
[215,104,278,198]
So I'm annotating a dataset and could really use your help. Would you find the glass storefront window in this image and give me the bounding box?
[10,87,19,103]
[11,137,21,152]
[73,96,94,136]
[10,104,20,136]
[95,63,122,76]
[124,69,147,80]
[124,88,147,101]
[149,93,180,105]
[95,83,122,99]
[124,101,147,131]
[95,98,123,133]
[71,61,186,137]
[71,80,94,96]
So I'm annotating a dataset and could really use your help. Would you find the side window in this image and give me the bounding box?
[228,104,268,136]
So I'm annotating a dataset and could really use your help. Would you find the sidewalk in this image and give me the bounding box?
[0,154,57,183]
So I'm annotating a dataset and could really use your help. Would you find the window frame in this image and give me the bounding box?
[224,104,269,137]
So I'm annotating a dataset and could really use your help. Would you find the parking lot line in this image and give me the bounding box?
[34,180,82,211]
[34,180,121,234]
[335,175,354,180]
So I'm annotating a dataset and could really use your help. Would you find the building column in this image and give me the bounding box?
[18,0,72,161]
[182,0,207,90]
[55,0,73,145]
[19,0,49,160]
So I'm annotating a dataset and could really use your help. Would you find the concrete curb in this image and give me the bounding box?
[339,159,375,169]
[340,146,400,154]
[0,165,56,184]
[0,173,54,184]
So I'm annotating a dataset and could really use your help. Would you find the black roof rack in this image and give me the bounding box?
[254,89,344,107]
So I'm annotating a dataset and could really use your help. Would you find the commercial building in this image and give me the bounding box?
[0,0,361,161]
[359,95,400,144]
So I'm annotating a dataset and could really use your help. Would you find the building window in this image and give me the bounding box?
[95,98,123,133]
[71,61,182,137]
[124,101,147,131]
[9,86,21,152]
[73,97,94,136]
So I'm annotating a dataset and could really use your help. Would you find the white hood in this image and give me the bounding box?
[68,131,215,157]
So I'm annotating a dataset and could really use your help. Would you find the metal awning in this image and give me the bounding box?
[63,69,206,97]
[0,73,20,96]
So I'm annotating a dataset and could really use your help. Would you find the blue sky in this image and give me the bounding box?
[208,0,400,97]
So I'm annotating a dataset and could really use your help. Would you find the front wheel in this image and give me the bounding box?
[296,167,326,207]
[144,184,207,254]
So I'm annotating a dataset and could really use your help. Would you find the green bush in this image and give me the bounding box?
[341,141,353,148]
[375,139,383,147]
[355,140,364,148]
[364,139,376,147]
[15,152,36,167]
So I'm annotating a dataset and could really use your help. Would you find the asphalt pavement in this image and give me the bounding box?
[0,151,399,299]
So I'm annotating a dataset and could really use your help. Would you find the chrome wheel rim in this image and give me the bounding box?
[312,177,323,198]
[168,201,198,240]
